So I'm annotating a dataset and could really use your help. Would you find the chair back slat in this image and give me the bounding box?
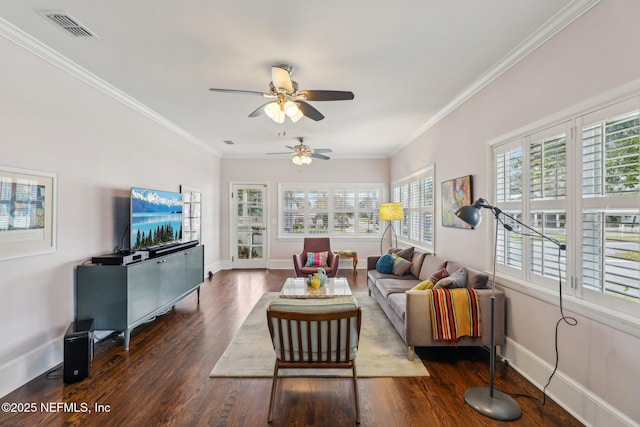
[306,319,313,362]
[267,307,362,366]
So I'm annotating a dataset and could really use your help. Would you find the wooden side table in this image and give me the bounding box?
[335,250,358,274]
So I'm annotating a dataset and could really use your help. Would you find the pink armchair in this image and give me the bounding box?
[293,238,340,277]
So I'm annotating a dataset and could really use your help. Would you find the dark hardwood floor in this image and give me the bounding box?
[0,269,583,426]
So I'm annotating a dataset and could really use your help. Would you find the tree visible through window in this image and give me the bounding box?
[493,100,640,317]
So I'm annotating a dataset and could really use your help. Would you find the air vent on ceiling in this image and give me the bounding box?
[42,12,96,37]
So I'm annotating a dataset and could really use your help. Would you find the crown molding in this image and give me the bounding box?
[393,0,602,156]
[0,17,220,157]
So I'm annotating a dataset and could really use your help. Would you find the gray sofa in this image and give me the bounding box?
[367,248,505,360]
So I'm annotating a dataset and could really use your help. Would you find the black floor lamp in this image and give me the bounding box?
[455,198,566,421]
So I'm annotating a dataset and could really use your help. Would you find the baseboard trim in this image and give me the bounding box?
[0,337,62,398]
[503,337,636,427]
[204,260,225,276]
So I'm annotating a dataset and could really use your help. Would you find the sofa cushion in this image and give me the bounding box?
[418,255,447,281]
[387,293,407,321]
[305,251,328,267]
[368,269,416,284]
[391,254,413,276]
[390,246,415,261]
[467,268,489,288]
[376,253,394,273]
[446,260,463,275]
[376,277,417,298]
[412,268,449,290]
[409,251,426,278]
[445,260,488,288]
[434,267,467,289]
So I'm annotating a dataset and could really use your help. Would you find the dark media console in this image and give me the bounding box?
[77,244,204,349]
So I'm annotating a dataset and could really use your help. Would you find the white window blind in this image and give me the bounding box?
[391,166,435,251]
[279,183,383,238]
[493,96,640,317]
[496,210,523,270]
[496,147,523,202]
[529,134,566,200]
[579,105,640,306]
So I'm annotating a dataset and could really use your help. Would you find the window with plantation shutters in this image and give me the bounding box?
[391,166,435,252]
[494,144,524,271]
[496,148,522,202]
[582,110,640,197]
[528,127,568,282]
[579,106,640,305]
[494,124,569,285]
[492,96,640,319]
[529,211,566,279]
[495,210,523,270]
[529,134,566,200]
[279,183,383,238]
[398,183,409,239]
[422,175,434,244]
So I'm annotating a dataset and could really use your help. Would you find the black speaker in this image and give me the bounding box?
[63,319,94,384]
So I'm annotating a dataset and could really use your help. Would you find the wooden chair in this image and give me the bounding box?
[292,237,340,277]
[266,306,363,424]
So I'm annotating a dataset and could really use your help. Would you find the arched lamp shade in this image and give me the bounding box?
[379,203,403,221]
[455,204,482,228]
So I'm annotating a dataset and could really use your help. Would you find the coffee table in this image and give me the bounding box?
[280,277,352,298]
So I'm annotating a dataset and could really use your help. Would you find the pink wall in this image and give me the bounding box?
[391,1,640,424]
[0,35,220,397]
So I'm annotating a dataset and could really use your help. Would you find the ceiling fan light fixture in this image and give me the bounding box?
[264,102,285,123]
[274,110,285,123]
[291,153,312,165]
[284,101,299,117]
[264,102,278,119]
[290,108,304,123]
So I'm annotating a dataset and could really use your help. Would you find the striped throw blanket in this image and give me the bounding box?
[430,288,481,342]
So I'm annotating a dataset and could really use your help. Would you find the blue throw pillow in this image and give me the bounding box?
[376,254,394,274]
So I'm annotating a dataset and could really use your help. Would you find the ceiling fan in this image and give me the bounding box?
[209,64,354,123]
[267,138,332,165]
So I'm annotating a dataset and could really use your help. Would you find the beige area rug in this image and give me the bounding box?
[210,291,429,377]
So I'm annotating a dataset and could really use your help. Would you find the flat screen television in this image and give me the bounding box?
[130,187,183,250]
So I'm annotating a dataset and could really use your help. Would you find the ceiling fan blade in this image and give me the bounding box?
[297,90,354,101]
[266,152,293,155]
[312,148,332,153]
[209,88,271,97]
[271,65,294,93]
[297,101,325,121]
[310,153,330,160]
[248,102,274,117]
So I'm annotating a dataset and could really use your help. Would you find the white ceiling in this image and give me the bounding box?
[0,1,596,159]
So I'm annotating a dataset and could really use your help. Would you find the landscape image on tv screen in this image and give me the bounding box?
[131,188,183,250]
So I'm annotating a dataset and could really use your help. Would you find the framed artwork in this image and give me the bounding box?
[181,185,201,242]
[441,175,472,229]
[0,166,57,260]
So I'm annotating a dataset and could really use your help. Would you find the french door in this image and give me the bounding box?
[231,183,268,269]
